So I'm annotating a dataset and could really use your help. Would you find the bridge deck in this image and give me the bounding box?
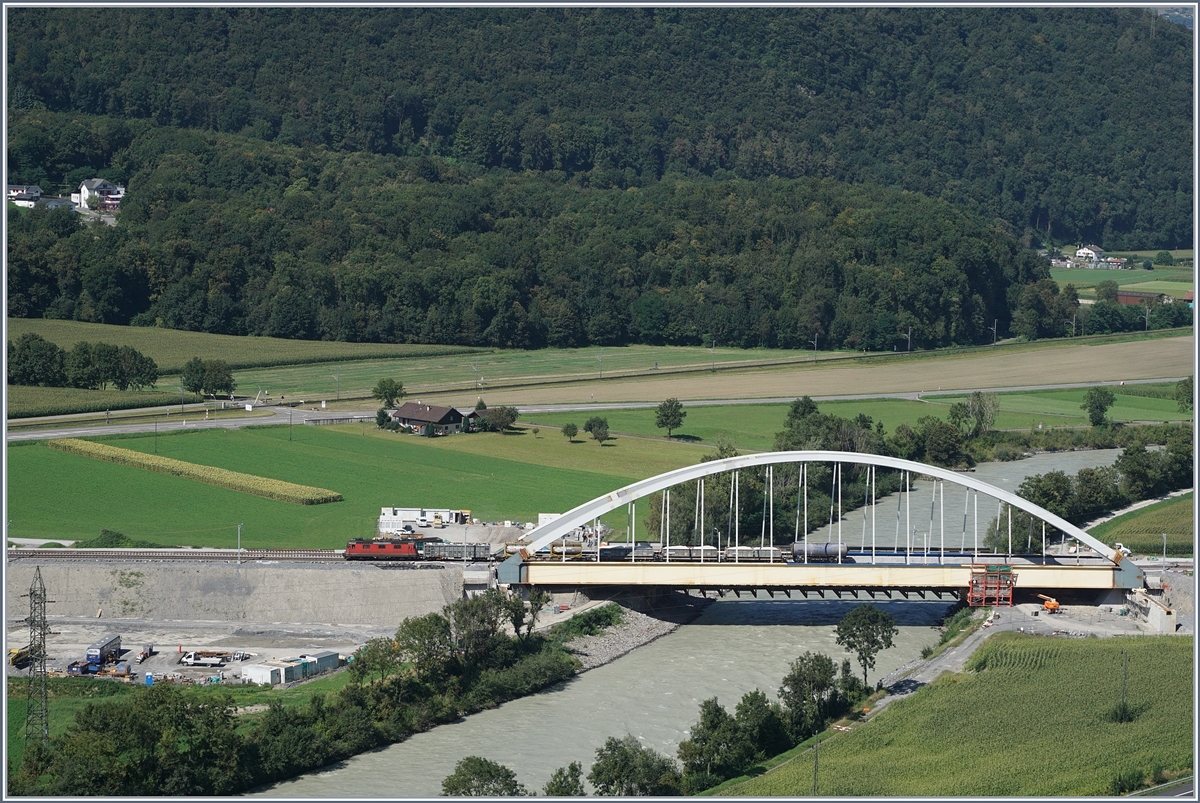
[519,561,1134,591]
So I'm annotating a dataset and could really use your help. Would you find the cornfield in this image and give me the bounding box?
[724,633,1193,796]
[47,438,343,505]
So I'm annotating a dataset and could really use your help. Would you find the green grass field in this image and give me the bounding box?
[6,425,706,547]
[6,317,480,373]
[720,633,1193,796]
[1117,280,1194,297]
[522,385,1189,452]
[1089,493,1194,556]
[1049,268,1194,294]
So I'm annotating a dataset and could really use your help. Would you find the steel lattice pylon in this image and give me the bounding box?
[23,566,50,745]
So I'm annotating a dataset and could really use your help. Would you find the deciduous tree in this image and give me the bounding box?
[834,605,898,687]
[655,397,686,438]
[543,761,585,796]
[561,422,578,441]
[441,756,527,796]
[1081,386,1116,427]
[372,377,404,408]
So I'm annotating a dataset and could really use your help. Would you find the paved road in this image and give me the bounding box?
[6,406,373,442]
[5,375,1183,442]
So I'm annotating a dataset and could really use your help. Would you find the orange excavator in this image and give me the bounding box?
[1037,594,1061,613]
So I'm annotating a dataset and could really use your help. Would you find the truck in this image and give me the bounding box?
[180,650,231,668]
[136,644,153,664]
[85,634,121,666]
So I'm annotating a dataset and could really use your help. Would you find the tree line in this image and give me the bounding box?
[9,588,571,796]
[7,332,157,390]
[440,603,901,795]
[8,8,1191,248]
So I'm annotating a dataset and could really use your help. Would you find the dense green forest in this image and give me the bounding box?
[8,7,1192,248]
[5,8,1192,349]
[7,120,1050,348]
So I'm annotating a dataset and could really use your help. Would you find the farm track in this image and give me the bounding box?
[5,548,345,563]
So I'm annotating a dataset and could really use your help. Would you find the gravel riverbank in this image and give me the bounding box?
[565,592,713,672]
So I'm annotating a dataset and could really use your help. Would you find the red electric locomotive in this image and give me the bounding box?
[343,536,441,561]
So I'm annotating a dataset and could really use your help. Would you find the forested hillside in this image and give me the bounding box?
[8,7,1192,248]
[6,8,1192,350]
[6,122,1048,348]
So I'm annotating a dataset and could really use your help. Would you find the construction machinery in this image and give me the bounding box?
[7,644,32,667]
[1037,594,1061,613]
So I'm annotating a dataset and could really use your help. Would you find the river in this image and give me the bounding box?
[255,449,1122,797]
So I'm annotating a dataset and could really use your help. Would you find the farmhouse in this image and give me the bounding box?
[1116,289,1169,306]
[390,402,465,435]
[1075,244,1105,263]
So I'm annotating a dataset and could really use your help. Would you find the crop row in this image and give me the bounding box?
[7,385,203,419]
[728,634,1193,796]
[47,438,343,505]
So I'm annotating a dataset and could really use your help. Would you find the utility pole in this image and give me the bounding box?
[812,732,819,796]
[711,339,716,372]
[991,319,998,345]
[1162,533,1167,574]
[332,367,341,400]
[907,325,912,353]
[237,523,244,564]
[289,408,293,441]
[23,567,53,748]
[810,335,818,354]
[597,347,603,380]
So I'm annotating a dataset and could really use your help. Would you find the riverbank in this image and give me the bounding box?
[564,592,713,671]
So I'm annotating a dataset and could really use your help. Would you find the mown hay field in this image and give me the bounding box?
[1090,492,1194,556]
[723,633,1193,797]
[7,426,696,547]
[6,317,481,373]
[421,336,1195,409]
[47,438,343,505]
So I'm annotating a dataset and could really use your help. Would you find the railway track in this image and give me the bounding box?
[6,548,344,563]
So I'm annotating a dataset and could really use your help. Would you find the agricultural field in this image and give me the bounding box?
[5,317,479,373]
[1116,280,1195,297]
[1049,268,1194,297]
[6,425,706,547]
[522,383,1190,452]
[419,335,1194,410]
[1090,492,1194,556]
[6,384,203,418]
[721,633,1193,797]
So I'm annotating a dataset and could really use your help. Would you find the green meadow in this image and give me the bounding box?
[521,384,1189,452]
[1049,267,1194,297]
[719,633,1193,797]
[6,426,706,547]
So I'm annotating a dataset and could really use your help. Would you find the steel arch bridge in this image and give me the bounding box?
[498,451,1145,598]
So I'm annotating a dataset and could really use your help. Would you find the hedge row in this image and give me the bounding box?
[47,438,343,505]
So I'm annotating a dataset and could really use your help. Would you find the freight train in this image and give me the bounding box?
[343,536,492,561]
[520,541,852,563]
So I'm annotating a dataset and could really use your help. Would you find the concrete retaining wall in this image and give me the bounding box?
[6,562,463,626]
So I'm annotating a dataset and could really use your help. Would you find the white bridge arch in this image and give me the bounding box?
[513,450,1124,566]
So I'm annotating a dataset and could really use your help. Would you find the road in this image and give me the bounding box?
[6,377,1181,442]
